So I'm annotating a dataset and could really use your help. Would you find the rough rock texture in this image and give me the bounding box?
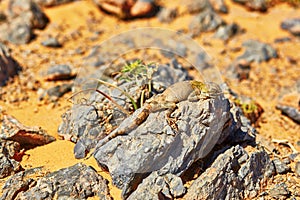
[189,8,225,37]
[94,90,231,198]
[0,43,21,86]
[128,172,185,200]
[0,140,23,179]
[281,18,300,36]
[0,0,49,44]
[44,65,74,81]
[184,145,271,199]
[232,0,268,11]
[0,115,55,149]
[59,61,191,159]
[237,40,278,63]
[0,163,111,200]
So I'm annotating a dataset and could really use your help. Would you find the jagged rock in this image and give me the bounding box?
[276,104,300,124]
[281,18,300,37]
[128,172,185,200]
[59,61,191,159]
[0,43,21,86]
[237,40,278,63]
[189,8,225,37]
[0,163,111,200]
[272,158,291,174]
[0,115,55,149]
[232,0,268,12]
[94,0,157,19]
[185,145,271,199]
[94,90,230,198]
[44,64,74,81]
[0,140,23,179]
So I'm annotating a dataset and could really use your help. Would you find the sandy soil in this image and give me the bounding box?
[0,0,299,199]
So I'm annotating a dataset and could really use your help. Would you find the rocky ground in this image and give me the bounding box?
[0,0,300,199]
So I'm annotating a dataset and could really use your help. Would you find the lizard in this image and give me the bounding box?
[91,80,222,156]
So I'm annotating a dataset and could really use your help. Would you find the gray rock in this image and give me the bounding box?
[0,43,21,86]
[46,83,73,98]
[0,140,23,179]
[5,19,33,45]
[157,7,178,23]
[184,0,212,14]
[0,163,111,200]
[185,145,271,199]
[269,182,291,199]
[94,91,230,198]
[281,18,300,36]
[272,158,291,175]
[189,8,225,37]
[0,0,49,44]
[8,0,49,29]
[0,167,41,200]
[44,64,74,81]
[0,115,56,149]
[128,172,185,200]
[41,37,62,48]
[59,60,191,159]
[214,23,242,41]
[237,40,278,63]
[232,0,268,12]
[276,104,300,124]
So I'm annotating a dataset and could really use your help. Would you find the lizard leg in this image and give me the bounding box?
[165,103,179,132]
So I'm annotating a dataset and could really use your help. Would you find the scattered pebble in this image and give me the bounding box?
[157,7,178,23]
[276,104,300,124]
[237,40,278,63]
[232,0,268,12]
[41,37,62,48]
[189,8,225,37]
[46,83,73,99]
[269,183,291,199]
[273,158,291,174]
[44,64,74,81]
[295,161,300,176]
[281,18,300,37]
[214,23,242,41]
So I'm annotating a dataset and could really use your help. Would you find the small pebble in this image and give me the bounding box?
[295,161,300,176]
[273,158,291,174]
[41,37,62,48]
